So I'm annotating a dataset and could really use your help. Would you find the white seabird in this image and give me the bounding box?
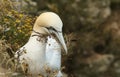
[15,12,67,77]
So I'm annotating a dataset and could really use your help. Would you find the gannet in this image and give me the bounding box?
[15,12,67,77]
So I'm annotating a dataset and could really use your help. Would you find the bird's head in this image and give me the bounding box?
[33,12,67,53]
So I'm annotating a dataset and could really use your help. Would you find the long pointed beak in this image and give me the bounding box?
[52,31,67,54]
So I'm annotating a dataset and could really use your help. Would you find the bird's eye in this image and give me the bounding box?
[46,26,57,32]
[46,26,62,33]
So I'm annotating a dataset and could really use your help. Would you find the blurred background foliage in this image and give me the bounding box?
[0,0,120,77]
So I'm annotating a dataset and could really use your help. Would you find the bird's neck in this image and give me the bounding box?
[27,30,48,58]
[29,30,48,43]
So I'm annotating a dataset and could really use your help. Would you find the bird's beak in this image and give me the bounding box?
[50,30,67,54]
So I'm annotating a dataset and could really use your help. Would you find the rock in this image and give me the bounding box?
[111,0,120,3]
[102,10,120,54]
[12,0,37,13]
[77,0,111,26]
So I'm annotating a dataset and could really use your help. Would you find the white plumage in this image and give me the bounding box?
[15,12,67,77]
[46,36,62,76]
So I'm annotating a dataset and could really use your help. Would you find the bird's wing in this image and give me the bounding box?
[14,41,47,75]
